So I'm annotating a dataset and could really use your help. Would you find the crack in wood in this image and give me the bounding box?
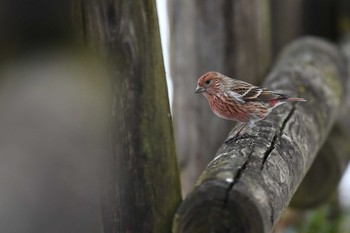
[261,104,297,224]
[261,105,296,170]
[222,146,254,210]
[269,202,275,224]
[221,104,297,221]
[261,133,277,170]
[281,105,296,132]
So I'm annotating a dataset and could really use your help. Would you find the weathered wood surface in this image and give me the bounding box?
[291,124,350,208]
[173,37,347,233]
[82,1,182,232]
[339,36,350,134]
[290,37,350,209]
[169,0,271,195]
[289,36,350,207]
[289,37,350,207]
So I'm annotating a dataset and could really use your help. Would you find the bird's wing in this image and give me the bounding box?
[230,80,287,102]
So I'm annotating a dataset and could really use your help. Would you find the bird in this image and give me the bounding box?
[195,71,306,142]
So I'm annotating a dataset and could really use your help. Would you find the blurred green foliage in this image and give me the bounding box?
[282,205,350,233]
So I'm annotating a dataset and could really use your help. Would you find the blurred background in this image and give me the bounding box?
[0,0,350,232]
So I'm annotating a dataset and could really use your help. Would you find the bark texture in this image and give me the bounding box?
[173,37,347,233]
[169,0,271,195]
[291,124,350,209]
[289,36,350,208]
[82,1,182,232]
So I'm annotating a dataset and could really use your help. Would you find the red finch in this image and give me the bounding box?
[195,71,306,142]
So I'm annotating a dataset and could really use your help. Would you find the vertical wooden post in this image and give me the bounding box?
[82,1,182,232]
[169,0,271,195]
[270,0,303,58]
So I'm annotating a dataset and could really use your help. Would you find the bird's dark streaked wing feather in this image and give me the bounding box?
[241,87,264,100]
[229,80,252,96]
[256,90,288,101]
[228,80,289,102]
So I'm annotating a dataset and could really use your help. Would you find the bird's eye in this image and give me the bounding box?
[205,79,212,85]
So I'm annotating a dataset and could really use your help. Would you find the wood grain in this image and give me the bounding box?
[82,1,182,232]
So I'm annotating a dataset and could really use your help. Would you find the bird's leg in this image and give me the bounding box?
[225,123,249,143]
[237,122,249,135]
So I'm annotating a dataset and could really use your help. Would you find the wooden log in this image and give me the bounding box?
[82,1,182,232]
[290,37,350,209]
[289,37,350,208]
[290,124,350,209]
[169,0,271,195]
[173,37,347,233]
[290,35,350,207]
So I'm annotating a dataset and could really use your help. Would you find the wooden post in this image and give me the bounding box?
[82,1,182,232]
[270,0,303,58]
[173,37,347,233]
[169,0,271,195]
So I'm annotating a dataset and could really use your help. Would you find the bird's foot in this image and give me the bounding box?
[225,133,250,144]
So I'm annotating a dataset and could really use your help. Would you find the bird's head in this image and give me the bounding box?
[195,71,224,96]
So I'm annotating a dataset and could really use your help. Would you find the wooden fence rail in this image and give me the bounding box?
[173,37,348,233]
[291,36,350,209]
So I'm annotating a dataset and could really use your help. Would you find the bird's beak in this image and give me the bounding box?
[195,86,206,93]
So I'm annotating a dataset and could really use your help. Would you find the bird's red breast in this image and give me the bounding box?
[195,71,306,124]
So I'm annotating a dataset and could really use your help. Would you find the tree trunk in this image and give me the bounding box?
[169,0,271,195]
[173,37,347,233]
[82,1,182,232]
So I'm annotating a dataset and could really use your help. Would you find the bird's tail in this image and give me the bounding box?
[286,97,306,102]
